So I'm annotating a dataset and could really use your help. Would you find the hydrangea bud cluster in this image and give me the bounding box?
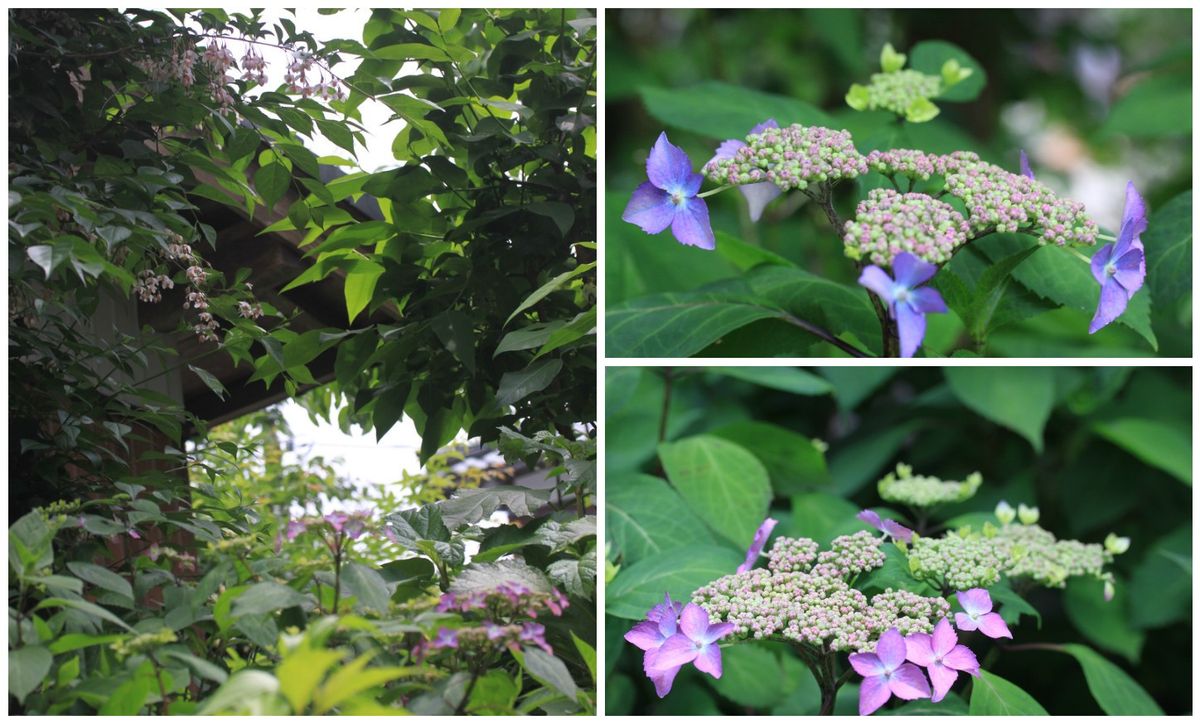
[908,529,1009,590]
[877,463,983,508]
[702,123,868,192]
[865,149,978,180]
[437,581,570,619]
[991,522,1111,588]
[843,189,970,266]
[853,70,941,116]
[425,620,552,656]
[692,535,949,654]
[944,156,1099,246]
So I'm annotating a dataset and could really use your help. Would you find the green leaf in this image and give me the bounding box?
[658,435,772,547]
[607,474,718,564]
[606,545,743,619]
[710,421,831,495]
[254,161,291,208]
[520,647,578,700]
[495,358,562,406]
[276,648,342,713]
[954,245,1042,341]
[437,8,460,31]
[314,654,424,713]
[1063,577,1144,663]
[789,492,863,546]
[430,310,476,376]
[66,561,133,601]
[197,670,281,715]
[640,81,834,140]
[35,597,134,631]
[909,40,987,102]
[571,631,597,685]
[548,550,596,599]
[451,559,551,597]
[969,670,1049,715]
[495,323,563,356]
[977,236,1157,349]
[161,650,229,684]
[231,582,306,618]
[187,364,228,400]
[505,262,595,326]
[1093,417,1191,485]
[709,644,791,708]
[709,367,833,395]
[526,201,575,237]
[945,367,1055,451]
[344,259,384,322]
[1129,524,1191,628]
[535,308,596,358]
[341,562,391,613]
[437,486,552,528]
[1104,71,1191,138]
[9,645,52,704]
[1057,644,1163,715]
[100,671,153,715]
[1141,190,1191,310]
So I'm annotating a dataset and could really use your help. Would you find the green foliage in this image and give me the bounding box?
[606,366,1189,714]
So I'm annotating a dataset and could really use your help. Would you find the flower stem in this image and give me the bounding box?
[697,184,731,199]
[1065,246,1093,265]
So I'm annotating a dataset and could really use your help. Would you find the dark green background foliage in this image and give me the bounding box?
[606,9,1192,357]
[605,366,1190,715]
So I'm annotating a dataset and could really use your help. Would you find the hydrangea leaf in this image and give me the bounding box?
[945,366,1056,451]
[607,474,713,564]
[605,545,743,619]
[969,670,1049,715]
[709,643,790,708]
[658,435,772,547]
[909,40,987,102]
[1057,644,1164,715]
[639,81,834,141]
[1093,417,1191,484]
[710,421,832,495]
[1063,577,1144,663]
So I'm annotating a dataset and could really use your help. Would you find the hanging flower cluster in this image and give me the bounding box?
[623,101,1148,356]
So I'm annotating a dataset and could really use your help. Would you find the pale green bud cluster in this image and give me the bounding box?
[908,528,1008,590]
[877,463,983,508]
[843,189,971,266]
[702,123,868,192]
[992,523,1111,588]
[846,70,942,122]
[111,628,178,659]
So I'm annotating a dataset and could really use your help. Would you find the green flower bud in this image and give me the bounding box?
[1017,504,1039,526]
[880,43,907,73]
[995,500,1016,525]
[941,58,973,87]
[1104,533,1130,555]
[846,83,870,111]
[905,97,940,123]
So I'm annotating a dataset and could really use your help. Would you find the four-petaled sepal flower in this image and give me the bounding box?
[858,509,914,543]
[850,627,932,715]
[954,588,1012,639]
[905,618,980,702]
[646,603,735,690]
[623,132,716,250]
[858,252,948,357]
[1089,181,1147,334]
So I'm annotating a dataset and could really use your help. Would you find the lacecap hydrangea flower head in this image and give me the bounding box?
[626,477,1130,713]
[621,42,1150,357]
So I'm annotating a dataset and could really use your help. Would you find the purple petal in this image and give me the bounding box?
[942,644,981,674]
[1019,150,1035,180]
[954,611,979,632]
[622,182,675,234]
[693,642,724,678]
[704,621,735,645]
[625,620,666,651]
[876,628,908,670]
[678,603,710,641]
[1113,247,1145,295]
[739,182,783,222]
[1088,276,1130,334]
[1113,181,1148,257]
[858,510,883,529]
[646,132,694,190]
[955,588,993,617]
[647,593,683,624]
[670,197,716,250]
[925,661,958,703]
[858,266,896,305]
[931,618,957,657]
[708,138,746,164]
[1090,243,1115,286]
[651,633,699,670]
[849,652,887,678]
[737,517,779,574]
[859,675,893,716]
[976,612,1013,640]
[908,286,947,314]
[880,519,914,543]
[895,301,927,358]
[890,663,933,700]
[892,252,938,288]
[644,649,683,698]
[904,633,935,667]
[750,118,779,135]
